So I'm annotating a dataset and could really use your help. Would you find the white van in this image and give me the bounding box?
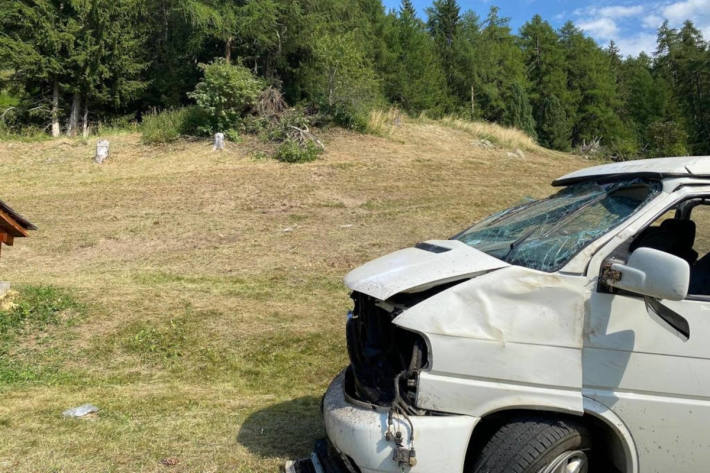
[288,157,710,473]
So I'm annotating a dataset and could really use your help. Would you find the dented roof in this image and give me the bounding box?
[553,156,710,186]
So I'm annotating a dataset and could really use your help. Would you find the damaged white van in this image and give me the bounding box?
[288,157,710,473]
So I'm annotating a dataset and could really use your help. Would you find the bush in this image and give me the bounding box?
[224,129,241,142]
[328,103,370,132]
[646,120,688,158]
[97,114,139,135]
[275,139,322,163]
[188,58,265,133]
[263,108,312,142]
[607,137,640,161]
[141,107,209,144]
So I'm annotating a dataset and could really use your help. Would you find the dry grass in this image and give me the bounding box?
[436,115,546,153]
[0,117,587,472]
[366,107,402,136]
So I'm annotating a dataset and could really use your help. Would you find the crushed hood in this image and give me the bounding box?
[344,240,509,300]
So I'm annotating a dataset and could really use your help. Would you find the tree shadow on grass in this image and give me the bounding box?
[237,396,323,459]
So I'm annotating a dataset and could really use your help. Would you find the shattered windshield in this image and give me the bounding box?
[455,179,661,272]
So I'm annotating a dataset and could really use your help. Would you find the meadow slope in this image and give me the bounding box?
[0,119,587,472]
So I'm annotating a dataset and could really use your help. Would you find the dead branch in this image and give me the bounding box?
[288,125,325,150]
[257,87,288,119]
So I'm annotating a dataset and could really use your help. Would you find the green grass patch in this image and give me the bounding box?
[0,125,51,142]
[0,285,83,345]
[140,106,209,144]
[120,317,191,363]
[0,285,85,386]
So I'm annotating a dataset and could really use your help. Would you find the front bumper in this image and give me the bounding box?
[322,371,478,473]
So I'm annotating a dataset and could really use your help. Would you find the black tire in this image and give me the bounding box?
[471,414,591,473]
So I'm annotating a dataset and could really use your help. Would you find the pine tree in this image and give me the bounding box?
[675,21,710,154]
[383,1,448,112]
[427,0,461,98]
[652,20,708,155]
[0,0,79,136]
[67,0,148,136]
[508,82,536,137]
[142,0,207,107]
[519,15,570,149]
[559,21,626,149]
[475,7,533,130]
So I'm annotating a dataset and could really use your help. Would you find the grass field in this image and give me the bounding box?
[0,117,586,473]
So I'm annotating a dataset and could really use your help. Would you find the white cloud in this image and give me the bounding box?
[614,32,659,56]
[598,5,644,17]
[578,18,619,39]
[662,0,710,23]
[642,14,663,29]
[568,1,710,56]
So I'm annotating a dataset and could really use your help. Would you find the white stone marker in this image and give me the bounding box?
[95,140,110,164]
[213,133,225,151]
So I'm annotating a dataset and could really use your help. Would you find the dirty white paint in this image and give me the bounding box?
[322,371,477,473]
[554,155,710,186]
[344,240,508,301]
[393,267,589,415]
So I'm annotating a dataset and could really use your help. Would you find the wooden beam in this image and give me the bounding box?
[0,208,27,237]
[0,233,13,246]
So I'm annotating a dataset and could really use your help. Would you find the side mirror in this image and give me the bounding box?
[606,247,690,301]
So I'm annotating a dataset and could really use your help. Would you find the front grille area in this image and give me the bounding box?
[345,292,428,407]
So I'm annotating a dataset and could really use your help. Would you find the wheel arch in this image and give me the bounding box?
[463,400,638,473]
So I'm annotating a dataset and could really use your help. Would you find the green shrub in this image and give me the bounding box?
[607,137,640,161]
[275,139,322,163]
[140,106,209,144]
[264,108,312,142]
[0,124,50,142]
[97,114,139,135]
[188,58,265,133]
[328,103,369,132]
[646,120,688,158]
[224,129,241,142]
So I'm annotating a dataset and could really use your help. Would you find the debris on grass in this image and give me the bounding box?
[62,403,99,418]
[473,138,495,150]
[159,457,180,467]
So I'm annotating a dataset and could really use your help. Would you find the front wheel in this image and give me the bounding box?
[470,414,591,473]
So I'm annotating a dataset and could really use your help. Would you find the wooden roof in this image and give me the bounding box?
[0,200,36,254]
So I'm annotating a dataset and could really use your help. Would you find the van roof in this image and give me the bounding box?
[553,156,710,186]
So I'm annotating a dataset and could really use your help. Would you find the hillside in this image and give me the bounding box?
[0,119,587,472]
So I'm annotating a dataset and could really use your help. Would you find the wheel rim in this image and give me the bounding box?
[539,450,588,473]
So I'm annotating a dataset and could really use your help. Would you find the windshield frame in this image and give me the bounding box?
[452,178,663,273]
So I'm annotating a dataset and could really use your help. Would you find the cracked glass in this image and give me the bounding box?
[456,179,661,272]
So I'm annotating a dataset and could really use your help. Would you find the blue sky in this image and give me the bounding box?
[381,0,710,57]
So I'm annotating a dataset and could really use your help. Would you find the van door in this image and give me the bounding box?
[584,199,710,472]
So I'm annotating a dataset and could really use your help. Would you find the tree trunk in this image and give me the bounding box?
[328,69,336,107]
[51,81,60,138]
[471,84,475,118]
[66,93,80,137]
[82,98,89,138]
[225,36,233,63]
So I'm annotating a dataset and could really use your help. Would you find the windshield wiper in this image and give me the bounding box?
[503,226,540,259]
[539,192,608,239]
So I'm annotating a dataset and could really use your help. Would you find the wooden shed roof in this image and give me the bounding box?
[0,200,36,252]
